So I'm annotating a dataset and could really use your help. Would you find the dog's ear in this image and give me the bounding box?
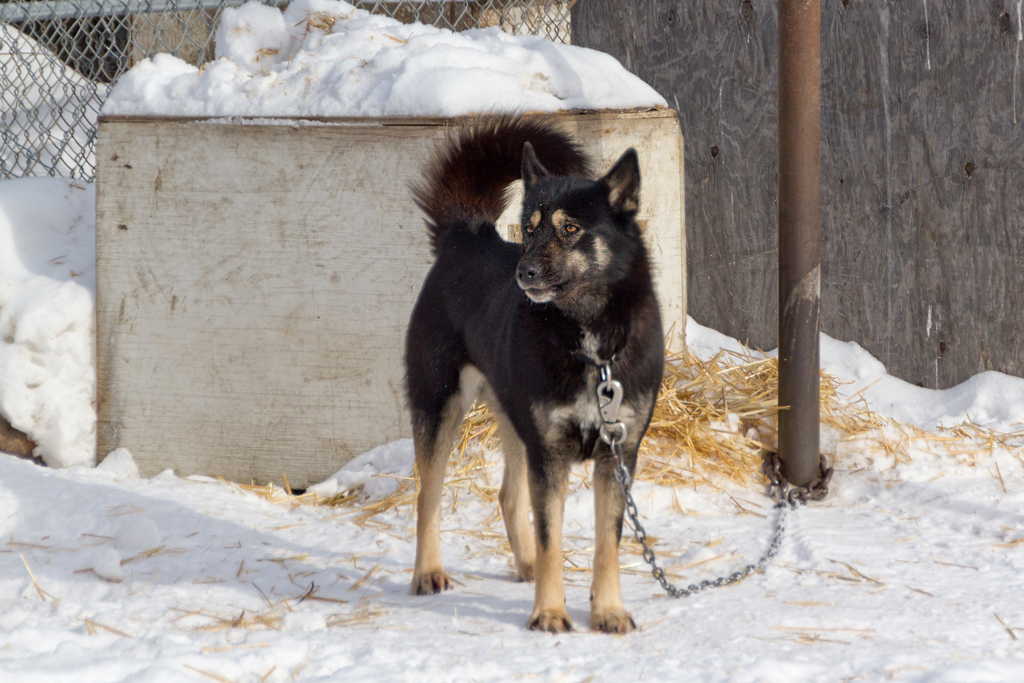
[522,142,551,189]
[599,148,641,219]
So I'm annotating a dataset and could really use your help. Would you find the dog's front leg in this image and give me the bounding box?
[590,454,636,634]
[526,461,572,633]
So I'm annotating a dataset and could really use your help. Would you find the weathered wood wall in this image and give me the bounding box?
[574,0,1024,388]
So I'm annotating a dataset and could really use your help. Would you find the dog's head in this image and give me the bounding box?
[515,142,642,319]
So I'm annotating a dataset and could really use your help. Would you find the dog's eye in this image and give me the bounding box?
[564,222,580,233]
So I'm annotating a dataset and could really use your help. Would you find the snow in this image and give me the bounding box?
[820,335,1024,433]
[101,0,668,118]
[308,439,414,501]
[1,412,1023,680]
[96,447,140,480]
[0,177,96,468]
[116,517,162,556]
[91,547,124,583]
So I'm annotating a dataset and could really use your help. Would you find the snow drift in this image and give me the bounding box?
[102,0,668,118]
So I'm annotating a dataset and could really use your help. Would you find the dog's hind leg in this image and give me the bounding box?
[410,367,479,595]
[589,453,636,634]
[493,409,536,582]
[526,459,572,632]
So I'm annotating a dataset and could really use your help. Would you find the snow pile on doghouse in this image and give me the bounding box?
[102,0,667,117]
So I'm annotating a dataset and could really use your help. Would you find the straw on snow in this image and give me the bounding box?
[236,345,1021,517]
[443,346,869,494]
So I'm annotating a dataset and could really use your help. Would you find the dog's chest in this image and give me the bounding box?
[537,377,602,439]
[530,369,645,457]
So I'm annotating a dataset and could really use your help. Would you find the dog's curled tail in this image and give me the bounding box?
[412,116,591,252]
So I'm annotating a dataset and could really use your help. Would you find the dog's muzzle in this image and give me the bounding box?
[516,259,558,303]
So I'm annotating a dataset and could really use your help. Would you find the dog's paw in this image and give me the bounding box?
[411,570,451,595]
[515,563,535,583]
[590,608,636,635]
[527,608,573,633]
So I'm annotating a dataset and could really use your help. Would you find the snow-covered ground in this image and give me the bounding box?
[2,369,1023,682]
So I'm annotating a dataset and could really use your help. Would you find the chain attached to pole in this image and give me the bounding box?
[596,361,832,599]
[764,449,833,506]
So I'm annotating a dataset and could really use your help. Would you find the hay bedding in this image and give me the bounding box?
[251,344,1024,531]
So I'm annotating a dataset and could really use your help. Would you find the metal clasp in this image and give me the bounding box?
[596,363,627,449]
[596,378,623,424]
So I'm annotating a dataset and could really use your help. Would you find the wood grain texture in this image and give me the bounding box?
[574,0,1024,388]
[95,113,684,486]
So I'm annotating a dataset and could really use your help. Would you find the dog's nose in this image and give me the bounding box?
[517,263,538,283]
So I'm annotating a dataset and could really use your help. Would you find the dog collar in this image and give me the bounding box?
[571,349,624,367]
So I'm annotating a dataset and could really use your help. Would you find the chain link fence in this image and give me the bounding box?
[0,0,573,180]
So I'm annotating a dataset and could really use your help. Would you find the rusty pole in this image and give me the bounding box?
[777,0,821,487]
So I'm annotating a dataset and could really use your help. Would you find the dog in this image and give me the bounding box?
[404,116,664,634]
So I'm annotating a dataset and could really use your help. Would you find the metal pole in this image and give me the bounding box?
[777,0,821,487]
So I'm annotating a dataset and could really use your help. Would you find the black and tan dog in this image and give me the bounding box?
[404,116,664,634]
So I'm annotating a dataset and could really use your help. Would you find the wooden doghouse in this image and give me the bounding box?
[95,109,685,486]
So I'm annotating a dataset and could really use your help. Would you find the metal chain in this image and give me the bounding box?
[764,448,834,506]
[596,361,832,599]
